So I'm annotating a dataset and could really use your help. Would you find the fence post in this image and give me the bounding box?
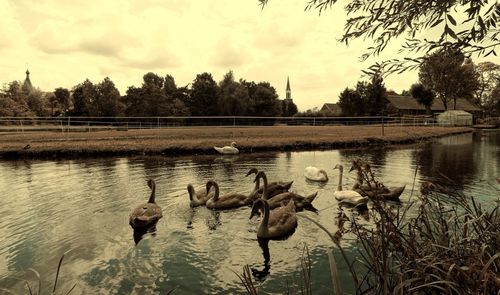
[157,117,160,129]
[233,116,236,127]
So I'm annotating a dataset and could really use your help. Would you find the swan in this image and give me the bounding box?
[129,179,163,228]
[304,166,329,182]
[333,164,368,207]
[205,180,253,210]
[349,161,406,201]
[246,168,293,200]
[254,171,318,210]
[250,198,297,239]
[214,141,239,155]
[187,182,215,207]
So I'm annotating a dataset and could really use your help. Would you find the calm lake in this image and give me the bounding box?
[0,130,498,294]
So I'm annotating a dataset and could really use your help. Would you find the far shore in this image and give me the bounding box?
[0,125,472,159]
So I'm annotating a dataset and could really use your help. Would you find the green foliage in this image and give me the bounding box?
[419,49,480,110]
[338,76,387,116]
[54,87,70,115]
[410,83,435,114]
[259,0,500,75]
[365,72,388,115]
[474,61,500,107]
[94,77,123,117]
[190,72,219,116]
[72,79,96,116]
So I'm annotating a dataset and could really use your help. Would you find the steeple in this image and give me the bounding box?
[23,69,32,91]
[286,76,291,100]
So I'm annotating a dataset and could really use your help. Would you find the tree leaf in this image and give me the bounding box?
[447,14,457,26]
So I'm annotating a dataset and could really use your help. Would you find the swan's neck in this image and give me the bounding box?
[337,168,343,191]
[212,183,220,201]
[253,175,260,192]
[260,200,270,231]
[261,174,269,200]
[188,187,194,201]
[148,183,156,203]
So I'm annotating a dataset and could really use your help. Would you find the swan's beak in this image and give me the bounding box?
[349,165,355,172]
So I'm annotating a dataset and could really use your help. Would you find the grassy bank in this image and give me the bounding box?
[0,125,472,158]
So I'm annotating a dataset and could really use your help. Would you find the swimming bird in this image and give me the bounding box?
[254,171,318,210]
[333,164,368,208]
[205,180,253,210]
[187,182,215,207]
[246,168,293,200]
[250,198,297,239]
[349,160,405,201]
[129,179,163,228]
[214,141,239,154]
[304,166,329,182]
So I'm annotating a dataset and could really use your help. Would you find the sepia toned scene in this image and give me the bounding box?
[0,0,499,294]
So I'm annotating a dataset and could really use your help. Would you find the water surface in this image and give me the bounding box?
[0,130,498,294]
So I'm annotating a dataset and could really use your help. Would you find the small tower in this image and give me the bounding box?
[23,69,33,92]
[286,76,291,100]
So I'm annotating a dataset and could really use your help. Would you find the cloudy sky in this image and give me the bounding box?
[0,0,493,111]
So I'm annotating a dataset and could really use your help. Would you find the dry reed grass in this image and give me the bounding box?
[238,160,500,294]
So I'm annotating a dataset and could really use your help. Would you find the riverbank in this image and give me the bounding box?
[0,125,472,158]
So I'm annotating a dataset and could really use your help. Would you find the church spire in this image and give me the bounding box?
[286,76,291,100]
[23,69,32,91]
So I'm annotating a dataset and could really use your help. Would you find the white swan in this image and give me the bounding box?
[304,166,329,182]
[333,164,368,207]
[214,141,239,154]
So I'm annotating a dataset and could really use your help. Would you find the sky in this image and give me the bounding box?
[0,0,495,111]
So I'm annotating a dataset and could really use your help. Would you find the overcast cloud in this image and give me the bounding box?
[0,0,494,111]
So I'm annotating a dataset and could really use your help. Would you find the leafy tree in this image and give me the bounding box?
[190,72,219,116]
[251,82,282,116]
[338,87,362,116]
[259,0,499,75]
[401,90,411,96]
[410,83,436,115]
[365,72,387,115]
[488,81,500,115]
[2,81,33,116]
[123,86,147,116]
[419,49,479,110]
[54,87,70,116]
[160,74,189,116]
[474,61,500,107]
[281,99,298,116]
[72,79,97,116]
[95,77,123,117]
[26,88,49,116]
[217,71,251,116]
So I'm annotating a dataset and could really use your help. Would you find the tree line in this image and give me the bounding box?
[0,71,298,118]
[330,51,500,117]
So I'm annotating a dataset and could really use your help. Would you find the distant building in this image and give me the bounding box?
[22,69,33,92]
[282,76,297,116]
[385,95,481,116]
[320,103,342,116]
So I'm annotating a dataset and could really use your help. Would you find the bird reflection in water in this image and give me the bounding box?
[132,222,159,245]
[186,208,221,230]
[250,228,297,281]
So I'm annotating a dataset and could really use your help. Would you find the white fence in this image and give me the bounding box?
[0,116,445,133]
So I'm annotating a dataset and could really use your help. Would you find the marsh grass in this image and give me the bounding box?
[239,162,500,294]
[0,251,76,295]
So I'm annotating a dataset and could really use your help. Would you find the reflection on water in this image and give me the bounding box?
[0,130,498,293]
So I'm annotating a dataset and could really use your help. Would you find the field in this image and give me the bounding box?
[0,125,472,158]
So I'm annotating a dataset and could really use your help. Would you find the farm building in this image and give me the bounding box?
[385,95,481,117]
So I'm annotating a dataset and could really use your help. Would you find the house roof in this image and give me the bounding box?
[321,103,340,111]
[386,95,480,112]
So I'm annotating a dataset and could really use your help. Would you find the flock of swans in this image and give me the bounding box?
[128,158,406,243]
